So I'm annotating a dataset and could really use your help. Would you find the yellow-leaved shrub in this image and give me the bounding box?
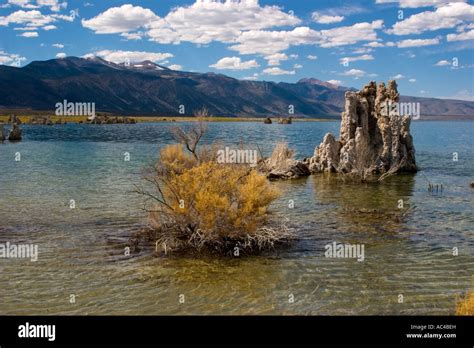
[456,287,474,315]
[139,141,288,253]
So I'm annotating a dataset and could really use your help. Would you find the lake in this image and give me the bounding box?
[0,120,473,315]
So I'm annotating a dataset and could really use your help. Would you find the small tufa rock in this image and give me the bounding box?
[308,80,417,177]
[8,124,22,141]
[264,117,272,124]
[470,182,474,188]
[0,123,5,142]
[278,117,292,124]
[261,143,310,179]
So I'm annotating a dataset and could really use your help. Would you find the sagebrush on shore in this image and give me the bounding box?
[135,119,294,255]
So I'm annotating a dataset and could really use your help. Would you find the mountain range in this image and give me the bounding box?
[0,57,473,118]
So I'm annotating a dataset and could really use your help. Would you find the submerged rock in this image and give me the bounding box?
[308,80,417,177]
[0,124,5,142]
[8,124,22,141]
[278,117,292,124]
[261,143,310,179]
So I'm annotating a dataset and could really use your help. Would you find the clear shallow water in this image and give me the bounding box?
[0,121,472,315]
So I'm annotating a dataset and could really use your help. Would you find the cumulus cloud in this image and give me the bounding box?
[327,79,342,86]
[447,29,474,41]
[263,67,295,75]
[386,2,474,35]
[341,69,366,78]
[88,50,173,64]
[0,8,74,32]
[7,0,67,12]
[264,53,288,66]
[312,12,344,24]
[55,52,66,58]
[52,43,63,48]
[339,54,374,65]
[409,78,416,82]
[81,4,159,34]
[307,55,318,60]
[229,20,383,55]
[391,74,405,79]
[375,0,466,8]
[82,1,300,45]
[209,56,260,70]
[396,38,440,47]
[19,31,38,37]
[434,59,451,66]
[0,50,26,66]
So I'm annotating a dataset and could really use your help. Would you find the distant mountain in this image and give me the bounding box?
[0,57,473,118]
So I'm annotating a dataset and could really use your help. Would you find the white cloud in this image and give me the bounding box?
[19,31,38,37]
[364,41,384,47]
[434,59,451,66]
[0,50,26,66]
[52,43,63,48]
[447,29,474,41]
[293,63,303,69]
[168,64,182,71]
[396,38,440,47]
[263,67,295,75]
[307,55,318,60]
[7,0,67,12]
[55,52,66,58]
[327,79,342,86]
[241,73,259,81]
[229,20,384,55]
[0,8,73,30]
[209,56,260,70]
[83,1,300,45]
[264,53,288,66]
[341,69,366,78]
[311,12,344,24]
[319,20,384,48]
[89,50,173,64]
[148,0,300,44]
[386,2,474,35]
[391,74,405,79]
[0,9,55,27]
[82,5,159,35]
[409,78,416,82]
[375,0,466,8]
[339,54,374,65]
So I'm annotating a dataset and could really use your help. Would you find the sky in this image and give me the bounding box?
[0,0,473,100]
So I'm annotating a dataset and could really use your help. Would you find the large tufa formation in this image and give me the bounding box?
[308,80,417,176]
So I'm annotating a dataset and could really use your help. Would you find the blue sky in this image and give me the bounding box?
[0,0,473,100]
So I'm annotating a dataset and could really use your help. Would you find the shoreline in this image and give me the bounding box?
[0,115,473,124]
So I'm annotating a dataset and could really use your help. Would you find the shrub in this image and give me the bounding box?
[136,122,292,254]
[456,286,474,315]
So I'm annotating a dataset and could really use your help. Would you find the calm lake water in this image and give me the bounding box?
[0,121,473,315]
